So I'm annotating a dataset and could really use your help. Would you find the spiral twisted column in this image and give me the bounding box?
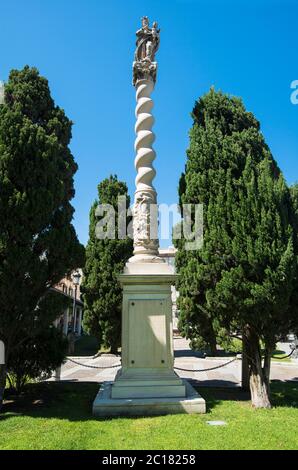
[131,77,159,261]
[134,79,156,192]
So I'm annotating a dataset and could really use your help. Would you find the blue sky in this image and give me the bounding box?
[0,0,297,246]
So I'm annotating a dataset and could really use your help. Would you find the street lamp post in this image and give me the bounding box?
[68,270,81,355]
[72,270,81,336]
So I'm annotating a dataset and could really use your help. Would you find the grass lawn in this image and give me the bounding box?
[271,349,292,363]
[0,381,297,450]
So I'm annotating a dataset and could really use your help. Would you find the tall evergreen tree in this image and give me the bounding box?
[0,67,84,408]
[82,175,133,354]
[175,88,298,408]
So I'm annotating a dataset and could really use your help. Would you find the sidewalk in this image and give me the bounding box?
[53,336,298,387]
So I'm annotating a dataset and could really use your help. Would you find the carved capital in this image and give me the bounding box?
[133,60,157,86]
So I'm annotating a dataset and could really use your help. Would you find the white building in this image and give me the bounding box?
[52,269,84,337]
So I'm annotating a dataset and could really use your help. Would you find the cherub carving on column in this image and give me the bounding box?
[133,192,159,254]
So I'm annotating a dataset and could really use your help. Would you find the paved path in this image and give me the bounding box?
[53,337,298,387]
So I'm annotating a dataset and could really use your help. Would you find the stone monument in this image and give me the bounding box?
[93,17,205,416]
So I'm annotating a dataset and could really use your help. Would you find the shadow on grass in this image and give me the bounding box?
[196,380,298,411]
[0,380,297,422]
[1,382,99,422]
[270,380,298,407]
[192,381,250,412]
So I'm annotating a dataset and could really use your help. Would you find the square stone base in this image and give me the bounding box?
[92,380,206,417]
[111,368,186,399]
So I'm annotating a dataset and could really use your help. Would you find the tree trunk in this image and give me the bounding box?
[0,364,7,411]
[244,325,271,409]
[208,327,218,356]
[249,368,271,409]
[110,344,119,355]
[209,339,218,356]
[241,337,250,391]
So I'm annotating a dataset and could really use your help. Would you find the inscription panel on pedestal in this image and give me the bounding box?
[128,299,167,368]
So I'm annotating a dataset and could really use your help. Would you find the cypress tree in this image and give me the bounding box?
[82,175,133,354]
[0,67,84,408]
[176,88,298,408]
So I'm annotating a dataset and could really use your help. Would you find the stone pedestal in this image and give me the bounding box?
[92,261,206,416]
[112,261,185,399]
